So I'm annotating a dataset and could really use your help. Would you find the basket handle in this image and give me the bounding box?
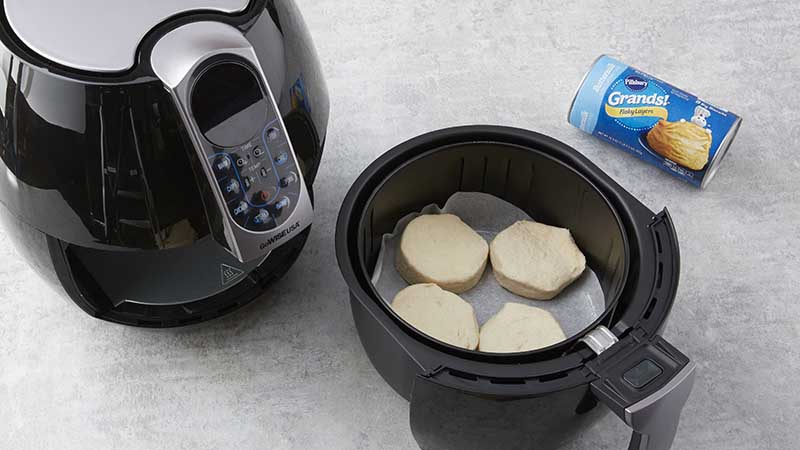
[587,328,696,450]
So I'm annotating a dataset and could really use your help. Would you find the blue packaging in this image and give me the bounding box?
[568,55,741,188]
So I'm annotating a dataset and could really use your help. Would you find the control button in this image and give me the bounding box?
[254,189,275,204]
[214,157,231,172]
[224,179,240,195]
[274,152,288,166]
[233,201,249,216]
[243,176,254,190]
[253,209,270,225]
[280,172,298,188]
[275,196,290,211]
[266,127,280,141]
[260,167,271,178]
[623,359,663,389]
[236,157,247,167]
[253,147,264,158]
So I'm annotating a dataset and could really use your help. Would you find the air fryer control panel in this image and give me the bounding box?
[190,61,303,234]
[151,22,313,264]
[207,121,301,232]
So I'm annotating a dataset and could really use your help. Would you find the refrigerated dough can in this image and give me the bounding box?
[568,55,742,188]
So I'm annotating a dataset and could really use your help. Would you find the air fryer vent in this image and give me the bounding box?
[489,377,526,385]
[638,210,680,333]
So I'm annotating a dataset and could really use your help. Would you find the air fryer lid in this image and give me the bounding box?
[3,0,249,72]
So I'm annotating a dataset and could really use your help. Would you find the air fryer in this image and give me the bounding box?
[336,126,695,450]
[0,0,329,327]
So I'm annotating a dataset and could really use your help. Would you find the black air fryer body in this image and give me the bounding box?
[0,0,329,326]
[337,127,695,450]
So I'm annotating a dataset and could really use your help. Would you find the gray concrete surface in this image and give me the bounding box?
[2,1,799,449]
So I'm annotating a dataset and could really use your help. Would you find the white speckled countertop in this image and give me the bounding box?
[2,1,799,449]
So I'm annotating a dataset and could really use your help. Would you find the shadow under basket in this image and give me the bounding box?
[336,126,696,450]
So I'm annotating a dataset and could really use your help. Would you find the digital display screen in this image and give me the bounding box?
[191,63,268,148]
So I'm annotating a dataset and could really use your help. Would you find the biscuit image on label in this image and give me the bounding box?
[646,119,712,171]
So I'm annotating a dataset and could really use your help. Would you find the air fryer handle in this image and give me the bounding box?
[589,333,696,450]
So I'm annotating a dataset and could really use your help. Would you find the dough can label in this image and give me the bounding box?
[568,55,742,188]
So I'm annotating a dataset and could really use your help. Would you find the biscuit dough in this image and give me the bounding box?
[396,214,488,293]
[646,119,712,170]
[490,221,586,300]
[479,303,566,353]
[391,284,480,350]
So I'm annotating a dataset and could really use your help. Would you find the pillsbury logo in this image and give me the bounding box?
[604,75,670,130]
[624,75,648,91]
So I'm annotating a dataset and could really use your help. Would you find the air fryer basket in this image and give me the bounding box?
[336,126,695,450]
[358,131,629,356]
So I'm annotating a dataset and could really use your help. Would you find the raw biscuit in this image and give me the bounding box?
[490,221,586,300]
[479,303,566,353]
[396,214,488,293]
[391,284,480,350]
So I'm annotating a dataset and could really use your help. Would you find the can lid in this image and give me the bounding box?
[701,116,742,189]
